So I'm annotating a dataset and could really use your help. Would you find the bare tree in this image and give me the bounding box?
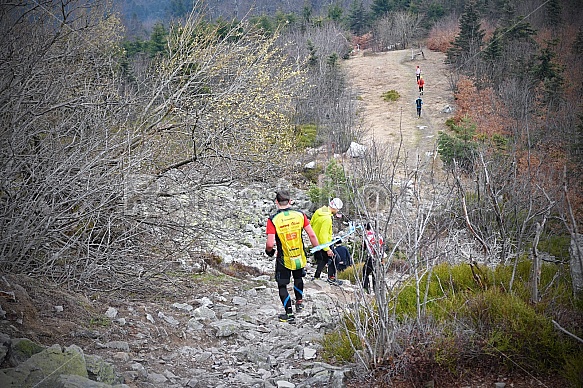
[0,1,308,289]
[372,12,423,51]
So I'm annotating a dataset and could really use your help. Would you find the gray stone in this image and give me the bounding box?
[211,319,239,337]
[102,341,130,352]
[85,354,123,384]
[147,372,168,384]
[158,311,180,326]
[195,297,213,307]
[10,337,45,365]
[232,296,247,305]
[303,348,317,360]
[172,303,193,312]
[130,362,147,378]
[195,351,213,363]
[7,344,89,387]
[192,305,216,321]
[186,318,204,331]
[105,307,118,319]
[55,374,130,388]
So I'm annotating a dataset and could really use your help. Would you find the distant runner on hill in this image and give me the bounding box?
[417,76,425,95]
[416,65,421,82]
[415,95,423,118]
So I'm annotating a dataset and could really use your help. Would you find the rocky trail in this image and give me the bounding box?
[0,184,376,388]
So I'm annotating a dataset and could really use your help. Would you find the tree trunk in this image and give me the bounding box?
[570,234,583,300]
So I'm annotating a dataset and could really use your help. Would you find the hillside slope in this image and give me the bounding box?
[344,48,454,170]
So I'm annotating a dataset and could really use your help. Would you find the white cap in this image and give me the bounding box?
[329,198,343,210]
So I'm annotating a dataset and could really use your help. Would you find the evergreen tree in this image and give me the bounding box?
[370,0,391,20]
[531,41,564,103]
[303,0,313,25]
[327,3,343,23]
[348,0,369,36]
[573,27,583,55]
[446,1,485,72]
[307,39,318,67]
[572,113,583,169]
[168,0,190,19]
[425,3,445,23]
[148,23,168,57]
[545,0,562,29]
[482,28,503,62]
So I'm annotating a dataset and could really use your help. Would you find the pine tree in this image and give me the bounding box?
[446,1,485,71]
[370,0,391,20]
[307,39,318,67]
[573,27,583,55]
[482,28,503,62]
[545,0,562,29]
[348,0,368,36]
[572,114,583,168]
[303,0,313,25]
[532,41,564,105]
[148,23,168,57]
[327,3,343,23]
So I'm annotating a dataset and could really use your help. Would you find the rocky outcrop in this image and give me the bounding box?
[0,336,127,387]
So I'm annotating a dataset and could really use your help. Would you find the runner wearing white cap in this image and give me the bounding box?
[310,198,344,285]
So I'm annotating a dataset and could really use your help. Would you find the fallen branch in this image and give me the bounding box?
[0,290,16,302]
[552,319,583,344]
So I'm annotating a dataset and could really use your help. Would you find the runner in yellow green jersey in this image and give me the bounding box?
[265,190,319,324]
[310,198,343,285]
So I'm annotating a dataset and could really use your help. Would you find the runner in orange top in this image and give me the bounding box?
[417,76,425,95]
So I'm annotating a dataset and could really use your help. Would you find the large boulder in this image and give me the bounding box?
[346,142,367,158]
[0,334,127,388]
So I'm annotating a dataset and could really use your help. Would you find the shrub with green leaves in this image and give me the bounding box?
[307,159,349,207]
[296,123,319,149]
[319,328,362,363]
[391,261,581,379]
[437,116,478,172]
[381,89,400,102]
[336,262,364,283]
[301,164,323,183]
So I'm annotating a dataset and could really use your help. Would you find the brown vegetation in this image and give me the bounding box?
[426,17,458,53]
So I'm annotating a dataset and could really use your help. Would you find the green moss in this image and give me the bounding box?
[89,317,111,328]
[12,338,45,359]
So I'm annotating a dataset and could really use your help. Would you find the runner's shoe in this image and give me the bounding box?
[278,313,296,324]
[295,300,304,313]
[327,278,343,286]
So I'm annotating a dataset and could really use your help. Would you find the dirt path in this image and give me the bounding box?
[344,48,454,169]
